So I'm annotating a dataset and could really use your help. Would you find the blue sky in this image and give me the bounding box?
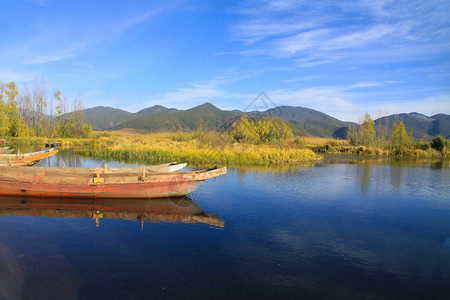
[0,0,449,122]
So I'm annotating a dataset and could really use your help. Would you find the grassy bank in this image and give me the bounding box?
[309,137,449,158]
[6,132,321,166]
[77,132,321,166]
[5,132,448,166]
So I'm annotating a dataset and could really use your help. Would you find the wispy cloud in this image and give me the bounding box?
[230,0,449,65]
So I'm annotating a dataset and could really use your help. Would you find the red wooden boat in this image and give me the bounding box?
[0,196,224,228]
[0,166,227,198]
[0,148,58,166]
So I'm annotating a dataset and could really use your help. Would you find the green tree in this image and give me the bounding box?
[32,79,48,136]
[231,115,259,144]
[5,82,29,137]
[361,112,376,145]
[80,123,93,138]
[431,136,446,153]
[231,115,293,144]
[0,80,9,136]
[54,90,68,137]
[54,91,91,138]
[346,125,356,145]
[391,117,411,149]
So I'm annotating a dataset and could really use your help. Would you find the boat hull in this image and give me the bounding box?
[0,148,58,166]
[0,179,203,198]
[0,167,226,198]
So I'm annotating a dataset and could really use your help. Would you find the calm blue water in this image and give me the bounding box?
[0,151,449,299]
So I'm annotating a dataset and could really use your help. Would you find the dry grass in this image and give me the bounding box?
[6,132,448,164]
[74,131,322,166]
[299,137,350,147]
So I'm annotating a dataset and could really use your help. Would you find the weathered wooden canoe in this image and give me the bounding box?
[0,196,224,228]
[0,148,14,154]
[0,148,58,166]
[0,166,227,198]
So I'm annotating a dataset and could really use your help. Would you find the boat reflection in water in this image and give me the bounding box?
[0,196,224,228]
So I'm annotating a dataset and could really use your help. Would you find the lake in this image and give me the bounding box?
[0,150,449,299]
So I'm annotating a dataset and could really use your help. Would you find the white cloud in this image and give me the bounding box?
[231,0,449,65]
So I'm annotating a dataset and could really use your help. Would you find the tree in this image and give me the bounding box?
[0,80,9,136]
[346,125,356,145]
[231,115,293,144]
[32,78,48,136]
[54,90,69,137]
[361,112,376,145]
[231,115,259,144]
[376,110,389,146]
[80,123,93,138]
[5,82,28,137]
[431,136,446,153]
[54,90,91,138]
[391,117,411,149]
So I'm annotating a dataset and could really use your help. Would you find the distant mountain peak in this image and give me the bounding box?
[188,102,220,111]
[136,105,177,117]
[198,102,217,108]
[409,112,434,122]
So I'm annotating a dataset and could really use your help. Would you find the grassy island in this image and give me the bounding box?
[7,129,449,167]
[74,131,322,166]
[7,131,321,166]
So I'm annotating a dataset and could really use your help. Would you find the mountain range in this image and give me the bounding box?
[80,103,450,139]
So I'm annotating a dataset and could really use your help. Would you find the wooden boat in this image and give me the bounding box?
[0,148,58,166]
[0,148,14,154]
[45,141,61,147]
[0,165,227,198]
[0,141,14,154]
[0,196,224,228]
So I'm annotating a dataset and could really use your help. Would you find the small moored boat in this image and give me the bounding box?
[0,148,58,166]
[0,139,13,154]
[0,165,227,198]
[0,147,14,154]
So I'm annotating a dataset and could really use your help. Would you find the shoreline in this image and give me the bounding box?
[4,132,448,166]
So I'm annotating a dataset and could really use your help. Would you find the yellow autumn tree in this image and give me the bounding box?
[4,82,29,137]
[0,80,9,136]
[231,115,293,144]
[391,117,411,149]
[361,112,376,145]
